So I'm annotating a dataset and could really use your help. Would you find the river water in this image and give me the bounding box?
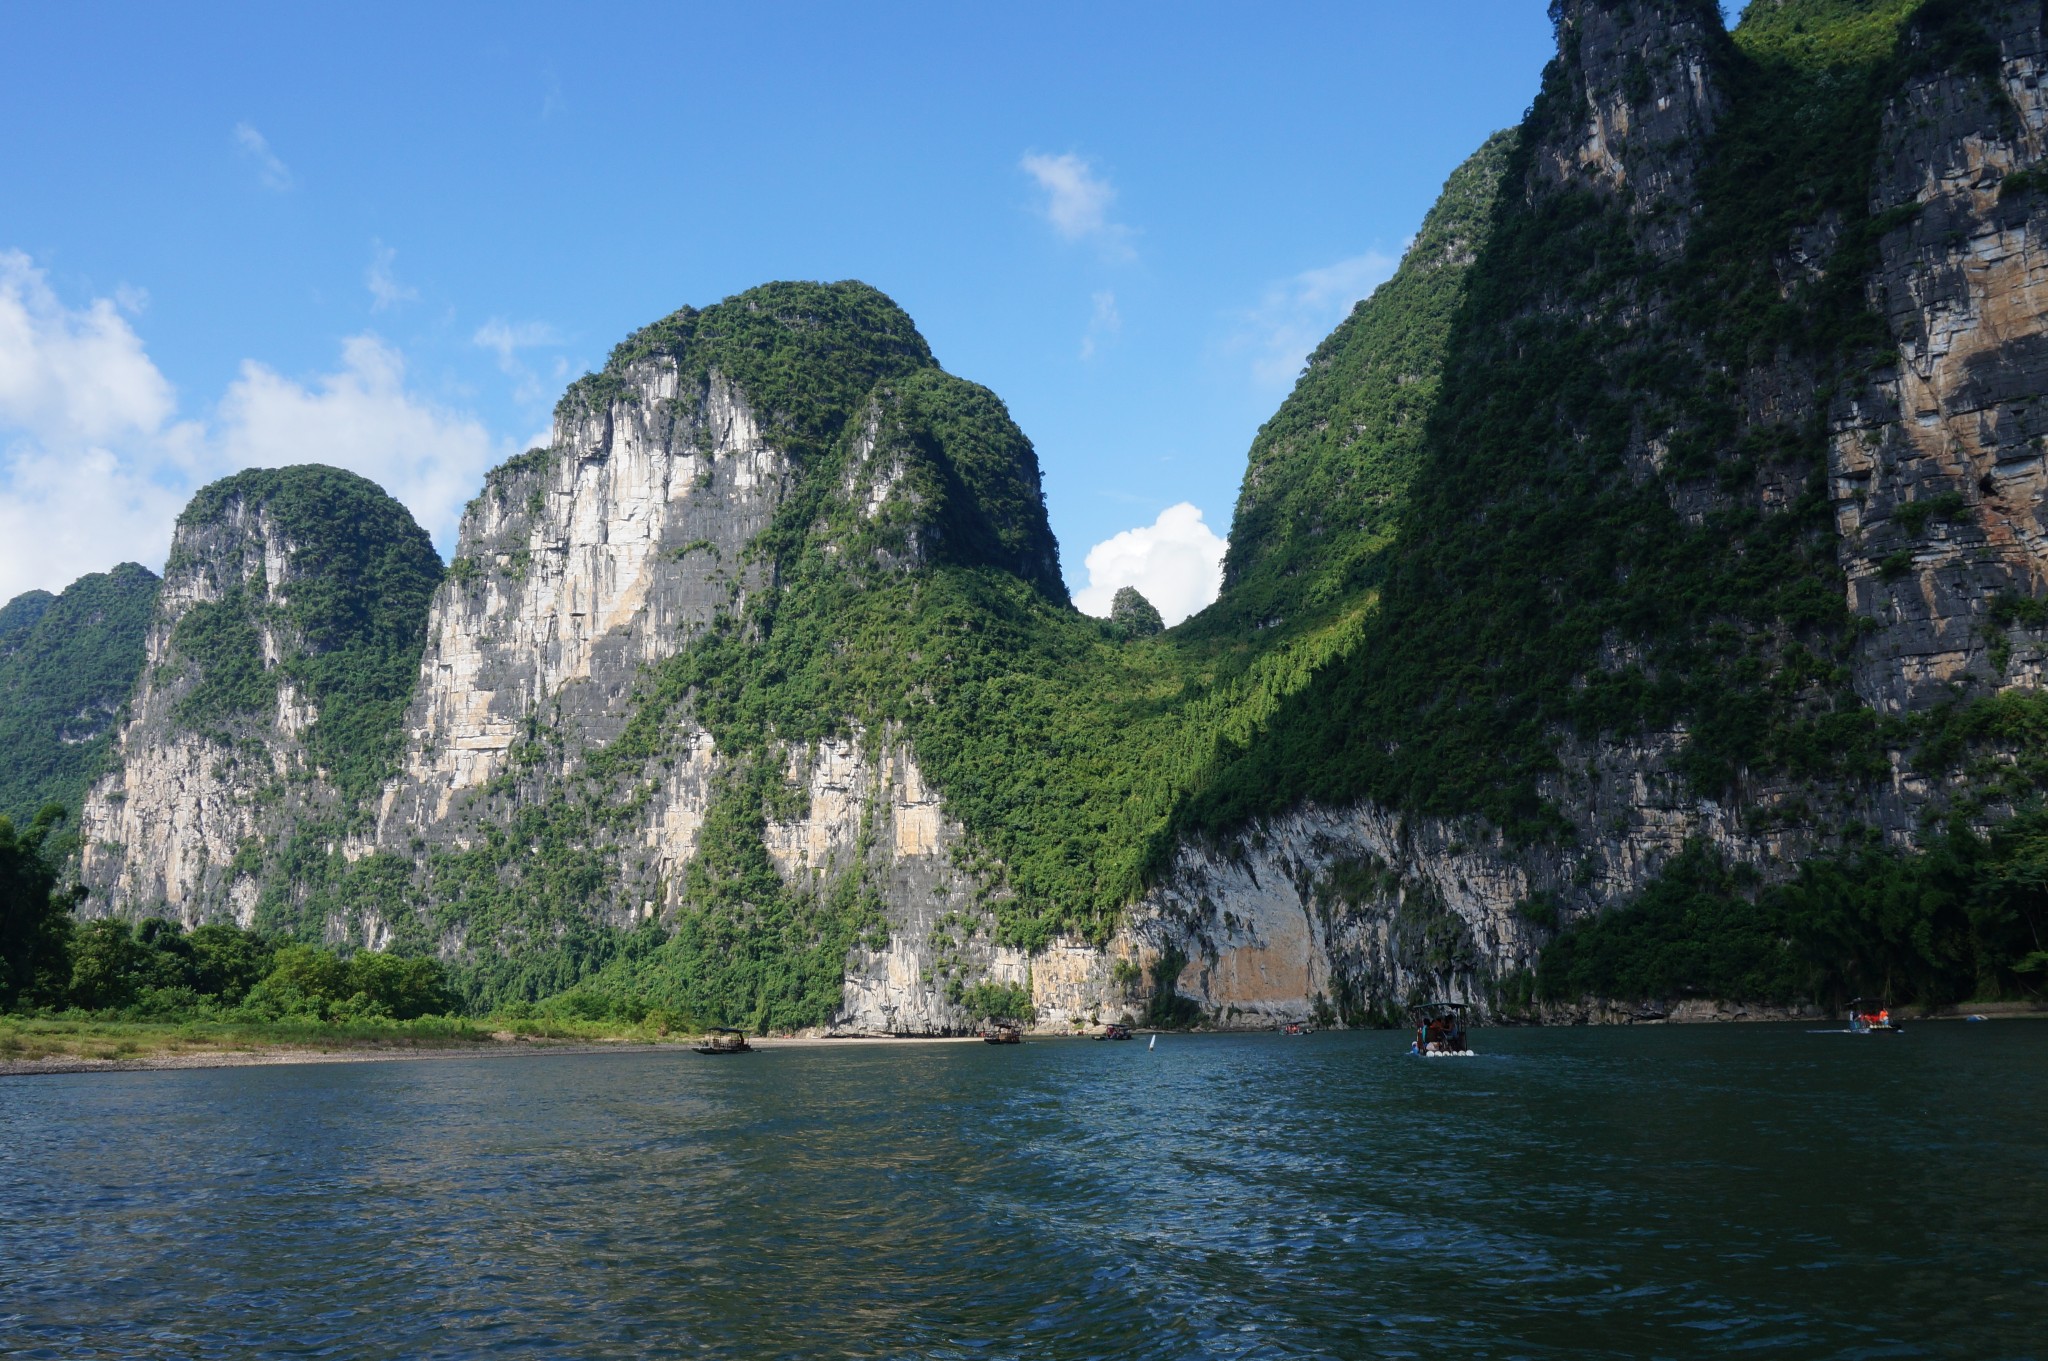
[2,1024,2042,1359]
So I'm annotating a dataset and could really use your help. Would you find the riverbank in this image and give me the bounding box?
[0,1016,994,1077]
[1533,996,2048,1025]
[12,1004,2041,1077]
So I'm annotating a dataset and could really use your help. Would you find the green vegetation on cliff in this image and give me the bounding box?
[3,802,460,1023]
[1207,130,1514,638]
[197,122,1515,1025]
[39,2,2047,1026]
[166,465,443,802]
[372,275,1429,1022]
[1181,0,2019,843]
[0,564,157,825]
[1538,811,2048,1007]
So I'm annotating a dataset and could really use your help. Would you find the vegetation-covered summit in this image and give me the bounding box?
[165,464,443,802]
[560,280,1067,599]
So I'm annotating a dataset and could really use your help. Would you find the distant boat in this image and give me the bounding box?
[981,1021,1023,1045]
[1148,1033,1156,1050]
[1095,1023,1132,1041]
[1846,998,1903,1035]
[1283,1021,1312,1036]
[1410,1002,1475,1057]
[693,1027,752,1055]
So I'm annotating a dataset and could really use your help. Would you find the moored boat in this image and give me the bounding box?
[982,1021,1024,1044]
[1095,1023,1132,1041]
[693,1027,752,1054]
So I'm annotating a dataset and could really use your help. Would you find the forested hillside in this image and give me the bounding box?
[0,563,157,826]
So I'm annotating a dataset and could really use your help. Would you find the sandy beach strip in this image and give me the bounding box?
[0,1031,991,1078]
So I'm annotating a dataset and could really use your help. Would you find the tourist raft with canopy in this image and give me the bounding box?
[1410,1002,1474,1057]
[1846,998,1903,1035]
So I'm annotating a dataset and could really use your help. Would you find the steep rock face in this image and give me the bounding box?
[79,468,440,925]
[1541,0,1727,254]
[69,283,1076,1035]
[375,368,783,835]
[348,283,1066,1027]
[774,731,1032,1035]
[1839,4,2048,710]
[83,499,307,918]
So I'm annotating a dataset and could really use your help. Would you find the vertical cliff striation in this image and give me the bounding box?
[243,282,1068,1028]
[1540,0,1729,253]
[1838,1,2048,710]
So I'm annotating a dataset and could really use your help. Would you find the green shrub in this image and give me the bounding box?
[1540,812,2048,1007]
[956,980,1033,1021]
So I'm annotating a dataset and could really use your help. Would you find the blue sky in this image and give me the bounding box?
[0,2,1556,618]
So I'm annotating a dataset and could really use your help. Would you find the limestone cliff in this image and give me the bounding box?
[375,367,784,834]
[1841,2,2048,710]
[79,467,441,925]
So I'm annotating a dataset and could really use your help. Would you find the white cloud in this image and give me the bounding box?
[1079,290,1121,361]
[0,251,177,447]
[233,122,294,192]
[473,318,563,405]
[0,251,506,602]
[0,253,202,596]
[473,318,560,361]
[216,336,501,551]
[1021,151,1133,258]
[1234,250,1400,389]
[365,240,418,311]
[1072,502,1227,627]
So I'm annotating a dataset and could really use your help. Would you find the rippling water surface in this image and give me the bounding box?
[3,1024,2043,1359]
